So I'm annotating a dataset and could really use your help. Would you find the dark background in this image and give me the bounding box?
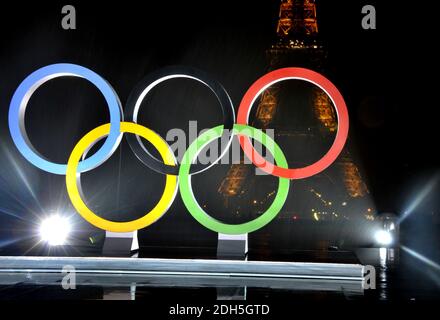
[0,1,438,253]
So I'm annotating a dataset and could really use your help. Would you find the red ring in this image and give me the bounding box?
[237,67,349,180]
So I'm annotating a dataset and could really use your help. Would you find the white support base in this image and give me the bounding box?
[217,233,248,260]
[102,231,138,257]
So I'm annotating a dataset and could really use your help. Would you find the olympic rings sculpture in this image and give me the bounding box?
[8,63,349,234]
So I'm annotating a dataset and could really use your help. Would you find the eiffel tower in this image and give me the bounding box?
[218,0,373,251]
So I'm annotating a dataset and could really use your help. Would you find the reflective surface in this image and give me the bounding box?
[0,248,439,301]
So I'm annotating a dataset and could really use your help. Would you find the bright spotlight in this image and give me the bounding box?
[39,215,71,246]
[375,230,392,246]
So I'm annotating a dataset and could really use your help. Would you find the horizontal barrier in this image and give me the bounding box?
[0,256,364,281]
[0,272,363,295]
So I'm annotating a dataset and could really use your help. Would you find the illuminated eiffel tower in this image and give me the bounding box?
[218,0,373,249]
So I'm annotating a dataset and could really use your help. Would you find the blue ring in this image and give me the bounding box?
[8,63,122,175]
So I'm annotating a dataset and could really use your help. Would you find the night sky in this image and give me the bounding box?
[0,1,438,251]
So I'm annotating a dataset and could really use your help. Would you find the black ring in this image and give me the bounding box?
[124,66,235,175]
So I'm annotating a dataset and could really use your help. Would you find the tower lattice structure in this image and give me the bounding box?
[218,1,370,241]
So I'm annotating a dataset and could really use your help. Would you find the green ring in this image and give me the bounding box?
[179,124,290,234]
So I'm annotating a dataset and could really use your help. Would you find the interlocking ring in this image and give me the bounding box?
[237,67,349,179]
[7,64,349,233]
[66,122,178,232]
[8,63,123,175]
[125,66,235,176]
[179,124,290,234]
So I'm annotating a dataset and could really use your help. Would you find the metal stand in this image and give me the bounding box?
[102,231,138,257]
[217,233,248,260]
[216,233,248,299]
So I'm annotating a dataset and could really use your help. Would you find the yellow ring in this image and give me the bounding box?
[66,122,178,232]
